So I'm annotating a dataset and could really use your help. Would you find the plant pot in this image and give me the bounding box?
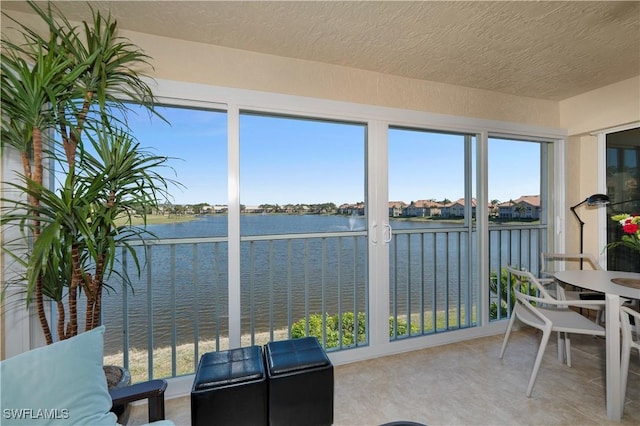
[104,365,132,424]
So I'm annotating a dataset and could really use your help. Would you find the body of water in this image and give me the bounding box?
[97,214,536,354]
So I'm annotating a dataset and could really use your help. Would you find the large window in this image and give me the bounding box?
[38,83,563,380]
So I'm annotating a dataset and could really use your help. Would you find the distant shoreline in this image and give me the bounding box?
[120,213,538,227]
[118,214,200,226]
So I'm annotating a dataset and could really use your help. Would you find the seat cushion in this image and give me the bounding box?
[0,326,117,426]
[193,346,264,390]
[266,337,331,375]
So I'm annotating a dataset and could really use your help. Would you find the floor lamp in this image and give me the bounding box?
[570,193,610,269]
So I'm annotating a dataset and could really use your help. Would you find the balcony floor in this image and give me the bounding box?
[128,328,640,425]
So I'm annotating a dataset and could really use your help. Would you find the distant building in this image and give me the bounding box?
[497,195,540,219]
[404,200,442,217]
[388,201,407,217]
[441,198,477,218]
[338,202,365,216]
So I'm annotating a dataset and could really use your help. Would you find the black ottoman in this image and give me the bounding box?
[191,345,267,426]
[264,337,334,426]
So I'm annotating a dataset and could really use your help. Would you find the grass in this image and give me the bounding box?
[104,329,290,383]
[105,307,477,384]
[115,213,199,227]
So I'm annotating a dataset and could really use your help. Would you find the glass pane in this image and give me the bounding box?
[488,138,543,225]
[606,127,640,272]
[98,105,229,380]
[239,113,367,349]
[389,128,469,224]
[388,127,475,337]
[488,137,549,320]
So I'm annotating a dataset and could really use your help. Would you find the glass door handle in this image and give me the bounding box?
[383,224,392,243]
[371,223,378,244]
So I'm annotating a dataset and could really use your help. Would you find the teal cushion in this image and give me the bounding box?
[0,326,117,425]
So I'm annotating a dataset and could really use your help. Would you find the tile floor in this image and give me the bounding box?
[128,328,640,425]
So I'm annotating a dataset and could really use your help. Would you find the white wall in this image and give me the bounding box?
[560,76,640,137]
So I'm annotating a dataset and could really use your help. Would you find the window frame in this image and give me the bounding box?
[151,79,567,359]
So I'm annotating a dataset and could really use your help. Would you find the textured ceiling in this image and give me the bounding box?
[2,1,639,101]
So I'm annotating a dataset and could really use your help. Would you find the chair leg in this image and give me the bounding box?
[526,327,552,398]
[565,333,572,367]
[556,332,565,364]
[500,309,518,359]
[621,339,632,413]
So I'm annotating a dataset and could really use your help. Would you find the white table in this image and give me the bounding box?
[555,270,640,421]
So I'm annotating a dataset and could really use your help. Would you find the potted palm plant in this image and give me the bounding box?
[1,1,175,354]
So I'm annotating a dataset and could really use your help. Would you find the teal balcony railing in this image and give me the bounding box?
[389,227,475,338]
[97,222,547,382]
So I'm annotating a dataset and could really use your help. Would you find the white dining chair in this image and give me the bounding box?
[539,252,605,324]
[499,265,606,397]
[620,305,640,412]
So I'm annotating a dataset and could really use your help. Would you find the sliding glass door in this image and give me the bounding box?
[388,127,476,337]
[606,127,640,272]
[87,86,562,380]
[239,112,369,349]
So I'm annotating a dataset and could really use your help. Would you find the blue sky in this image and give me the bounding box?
[125,105,541,206]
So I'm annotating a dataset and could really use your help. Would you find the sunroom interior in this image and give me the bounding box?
[1,1,640,425]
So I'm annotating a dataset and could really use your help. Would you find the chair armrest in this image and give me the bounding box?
[525,292,606,309]
[110,379,168,422]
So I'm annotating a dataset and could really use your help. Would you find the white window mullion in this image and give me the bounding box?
[227,104,241,348]
[367,120,390,349]
[476,131,489,326]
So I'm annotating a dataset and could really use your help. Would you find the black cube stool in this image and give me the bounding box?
[191,345,267,426]
[264,337,334,426]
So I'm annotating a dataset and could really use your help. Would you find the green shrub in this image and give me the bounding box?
[292,312,419,348]
[489,266,539,320]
